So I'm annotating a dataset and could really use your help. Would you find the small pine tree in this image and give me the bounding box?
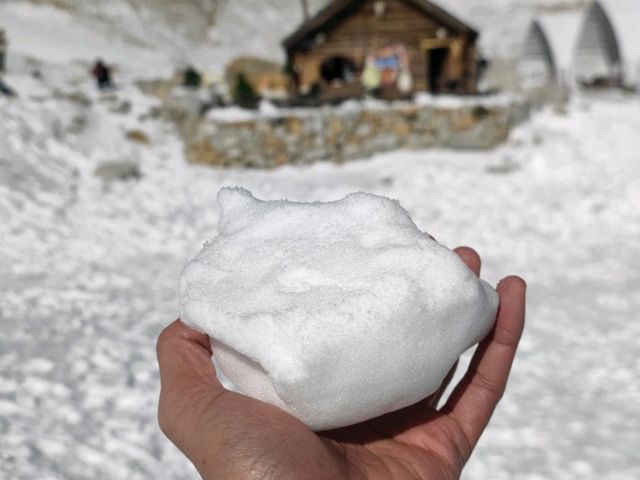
[233,73,258,109]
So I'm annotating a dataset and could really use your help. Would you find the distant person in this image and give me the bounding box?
[91,59,112,89]
[477,56,489,83]
[0,29,8,73]
[183,66,202,89]
[361,54,381,92]
[0,77,15,97]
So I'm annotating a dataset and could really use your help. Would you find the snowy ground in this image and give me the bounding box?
[2,2,640,479]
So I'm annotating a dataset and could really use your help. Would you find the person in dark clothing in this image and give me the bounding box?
[91,60,112,89]
[183,66,202,89]
[0,77,15,97]
[0,29,8,74]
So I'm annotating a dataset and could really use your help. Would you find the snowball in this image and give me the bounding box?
[179,188,498,430]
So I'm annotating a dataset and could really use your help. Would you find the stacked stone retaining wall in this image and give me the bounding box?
[183,98,530,168]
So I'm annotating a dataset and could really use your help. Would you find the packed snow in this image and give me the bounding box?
[1,1,640,479]
[180,188,498,430]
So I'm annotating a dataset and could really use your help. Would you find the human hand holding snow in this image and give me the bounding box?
[157,247,526,480]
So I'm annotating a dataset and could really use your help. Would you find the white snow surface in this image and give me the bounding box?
[4,86,640,478]
[0,2,168,74]
[1,1,640,479]
[180,188,498,430]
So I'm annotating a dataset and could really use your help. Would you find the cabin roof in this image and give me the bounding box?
[283,0,479,51]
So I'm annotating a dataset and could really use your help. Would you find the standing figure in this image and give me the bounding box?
[0,29,8,73]
[183,66,202,89]
[361,55,381,93]
[91,59,112,89]
[0,78,14,96]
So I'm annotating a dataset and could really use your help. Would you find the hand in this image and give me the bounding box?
[157,247,526,480]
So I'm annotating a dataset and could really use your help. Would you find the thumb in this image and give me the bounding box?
[156,320,225,451]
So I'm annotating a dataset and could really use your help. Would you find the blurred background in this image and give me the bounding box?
[0,0,639,478]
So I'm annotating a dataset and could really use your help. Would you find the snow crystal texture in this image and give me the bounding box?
[180,188,498,430]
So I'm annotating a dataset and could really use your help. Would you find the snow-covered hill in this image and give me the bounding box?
[0,0,588,73]
[0,0,329,70]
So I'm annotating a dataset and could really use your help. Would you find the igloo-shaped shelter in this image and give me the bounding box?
[519,12,582,89]
[575,0,640,89]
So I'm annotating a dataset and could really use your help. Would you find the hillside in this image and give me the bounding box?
[0,0,587,72]
[0,0,328,69]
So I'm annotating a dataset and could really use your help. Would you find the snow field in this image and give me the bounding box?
[2,86,639,478]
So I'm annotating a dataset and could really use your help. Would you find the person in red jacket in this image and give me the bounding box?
[91,59,112,89]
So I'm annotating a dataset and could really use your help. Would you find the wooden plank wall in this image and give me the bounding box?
[289,0,476,92]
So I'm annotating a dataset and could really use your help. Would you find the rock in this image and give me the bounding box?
[125,130,151,146]
[94,161,141,182]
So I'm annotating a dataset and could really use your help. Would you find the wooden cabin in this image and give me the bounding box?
[283,0,479,100]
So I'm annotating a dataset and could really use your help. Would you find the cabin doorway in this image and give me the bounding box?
[427,47,449,94]
[320,56,357,85]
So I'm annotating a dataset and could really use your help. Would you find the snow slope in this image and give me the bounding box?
[2,88,639,479]
[0,0,329,70]
[1,1,639,479]
[0,0,589,71]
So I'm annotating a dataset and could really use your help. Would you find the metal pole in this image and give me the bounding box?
[300,0,310,20]
[0,29,6,73]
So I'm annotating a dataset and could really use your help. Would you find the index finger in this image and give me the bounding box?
[442,276,526,457]
[453,246,481,277]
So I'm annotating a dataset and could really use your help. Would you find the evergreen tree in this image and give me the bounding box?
[233,73,258,109]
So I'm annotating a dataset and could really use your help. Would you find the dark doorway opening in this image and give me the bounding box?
[321,56,357,84]
[427,48,449,94]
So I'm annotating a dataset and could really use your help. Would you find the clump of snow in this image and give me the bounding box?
[179,188,498,430]
[258,99,280,116]
[206,106,260,122]
[414,92,522,108]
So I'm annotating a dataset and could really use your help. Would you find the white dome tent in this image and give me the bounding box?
[575,0,640,89]
[520,12,582,89]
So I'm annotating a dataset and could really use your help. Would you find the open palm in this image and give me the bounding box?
[157,247,526,479]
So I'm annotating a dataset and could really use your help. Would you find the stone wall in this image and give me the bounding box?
[184,97,530,168]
